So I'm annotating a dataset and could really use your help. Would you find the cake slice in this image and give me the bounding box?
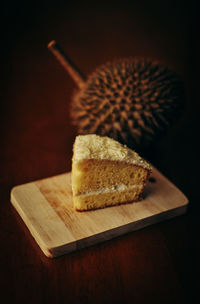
[72,134,152,211]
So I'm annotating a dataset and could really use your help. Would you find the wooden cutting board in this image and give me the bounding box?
[10,167,188,258]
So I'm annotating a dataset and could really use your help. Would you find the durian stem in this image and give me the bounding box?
[48,40,86,89]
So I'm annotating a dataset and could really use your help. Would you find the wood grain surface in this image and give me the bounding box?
[10,168,188,257]
[1,1,199,303]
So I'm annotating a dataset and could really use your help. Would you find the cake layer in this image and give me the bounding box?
[72,159,149,196]
[73,134,151,169]
[73,184,144,211]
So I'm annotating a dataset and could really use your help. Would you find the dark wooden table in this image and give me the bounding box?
[1,1,199,303]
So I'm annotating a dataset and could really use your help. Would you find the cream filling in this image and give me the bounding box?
[75,184,143,197]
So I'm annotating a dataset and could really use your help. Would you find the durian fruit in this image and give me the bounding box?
[48,41,184,150]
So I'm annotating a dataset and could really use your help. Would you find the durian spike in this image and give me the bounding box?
[47,40,86,89]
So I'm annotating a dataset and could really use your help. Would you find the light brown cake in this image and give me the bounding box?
[72,134,152,211]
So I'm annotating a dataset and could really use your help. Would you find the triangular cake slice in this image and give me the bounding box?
[72,134,152,211]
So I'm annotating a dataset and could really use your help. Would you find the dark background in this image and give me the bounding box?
[0,1,199,303]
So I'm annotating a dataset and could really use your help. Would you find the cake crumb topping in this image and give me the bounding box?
[73,134,151,170]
